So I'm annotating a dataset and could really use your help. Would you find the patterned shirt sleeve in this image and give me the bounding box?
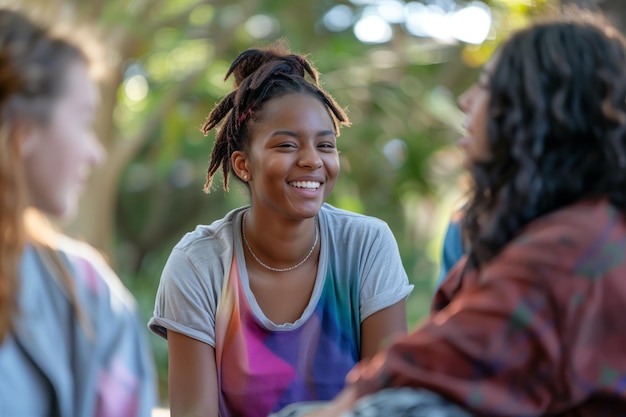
[349,201,626,416]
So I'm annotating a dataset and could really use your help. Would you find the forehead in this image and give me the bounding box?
[27,60,95,125]
[255,92,333,128]
[59,61,97,107]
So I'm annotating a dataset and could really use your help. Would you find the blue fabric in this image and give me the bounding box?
[435,220,464,291]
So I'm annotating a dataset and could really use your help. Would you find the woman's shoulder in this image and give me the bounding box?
[320,204,398,250]
[172,206,244,255]
[53,235,135,306]
[55,235,114,278]
[516,199,623,245]
[320,203,390,231]
[157,207,246,288]
[493,199,626,276]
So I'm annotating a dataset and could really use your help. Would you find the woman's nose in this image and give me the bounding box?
[89,134,106,167]
[457,86,473,113]
[298,145,323,169]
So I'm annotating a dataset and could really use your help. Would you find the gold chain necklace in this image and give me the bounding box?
[241,211,318,272]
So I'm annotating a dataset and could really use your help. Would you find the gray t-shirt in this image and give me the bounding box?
[1,241,156,417]
[149,203,413,348]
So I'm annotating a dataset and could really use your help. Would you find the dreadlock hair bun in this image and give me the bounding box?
[201,42,349,193]
[226,46,315,88]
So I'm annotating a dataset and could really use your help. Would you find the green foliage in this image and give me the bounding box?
[111,0,553,401]
[18,0,562,404]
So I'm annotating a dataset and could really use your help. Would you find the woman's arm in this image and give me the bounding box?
[360,300,407,360]
[167,331,218,417]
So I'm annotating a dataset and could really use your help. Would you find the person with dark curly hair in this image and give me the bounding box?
[279,10,626,417]
[148,42,413,417]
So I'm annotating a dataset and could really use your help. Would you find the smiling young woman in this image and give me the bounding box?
[148,43,414,417]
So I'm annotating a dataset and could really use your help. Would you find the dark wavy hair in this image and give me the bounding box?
[463,12,626,269]
[201,41,350,192]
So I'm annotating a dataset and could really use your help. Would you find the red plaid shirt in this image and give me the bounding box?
[351,199,626,416]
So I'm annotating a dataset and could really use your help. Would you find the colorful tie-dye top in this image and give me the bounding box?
[150,203,413,417]
[350,199,626,416]
[215,251,359,417]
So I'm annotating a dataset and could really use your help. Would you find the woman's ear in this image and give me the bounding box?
[231,150,250,182]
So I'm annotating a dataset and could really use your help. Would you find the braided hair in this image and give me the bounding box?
[201,42,350,192]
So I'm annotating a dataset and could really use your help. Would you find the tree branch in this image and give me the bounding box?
[109,0,263,174]
[111,68,205,174]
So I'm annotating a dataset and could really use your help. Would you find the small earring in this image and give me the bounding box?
[242,173,249,181]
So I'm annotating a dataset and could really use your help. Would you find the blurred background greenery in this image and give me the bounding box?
[17,0,625,405]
